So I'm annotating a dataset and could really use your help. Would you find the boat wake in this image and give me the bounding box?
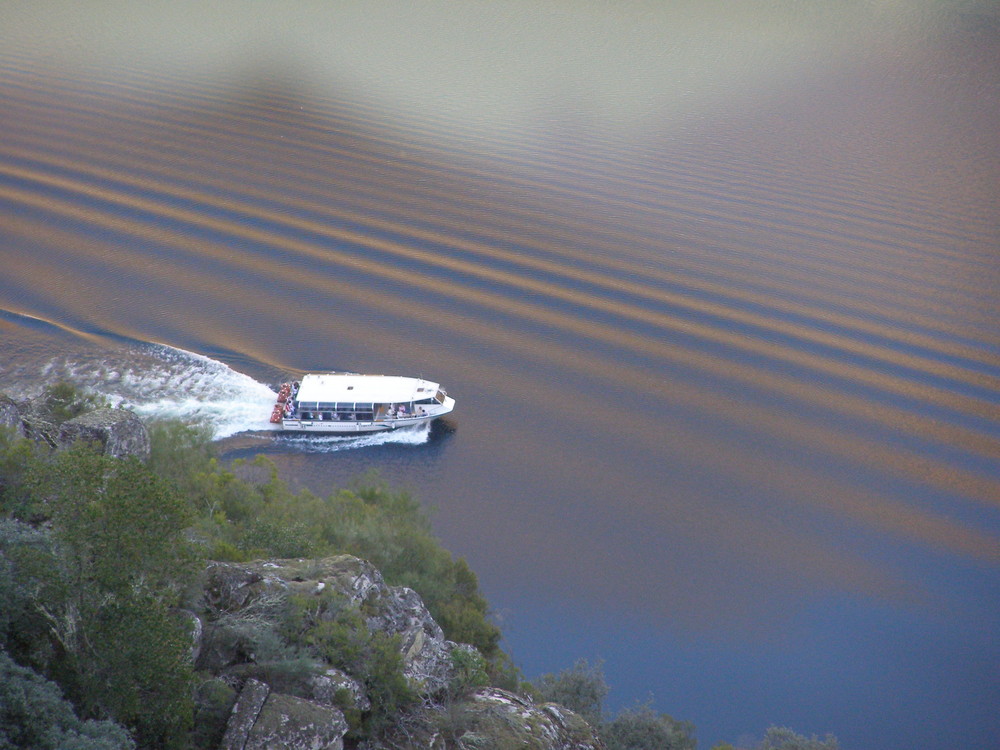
[16,342,278,439]
[2,334,432,450]
[0,312,433,449]
[271,421,432,453]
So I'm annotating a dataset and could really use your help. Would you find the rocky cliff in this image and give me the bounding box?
[0,395,25,438]
[189,554,604,750]
[1,395,149,460]
[58,408,151,460]
[1,392,603,748]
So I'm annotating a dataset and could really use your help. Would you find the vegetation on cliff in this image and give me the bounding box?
[0,385,513,748]
[0,384,841,750]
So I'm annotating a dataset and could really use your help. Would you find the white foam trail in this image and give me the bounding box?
[18,342,434,448]
[273,421,431,453]
[118,346,278,438]
[28,343,277,439]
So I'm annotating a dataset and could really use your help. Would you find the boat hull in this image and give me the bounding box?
[275,396,455,433]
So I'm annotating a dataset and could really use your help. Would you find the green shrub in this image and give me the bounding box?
[756,726,840,750]
[601,703,696,750]
[0,429,45,520]
[40,444,201,599]
[154,445,505,664]
[0,519,54,669]
[82,597,195,749]
[0,650,135,750]
[534,658,608,726]
[191,679,236,750]
[146,420,215,493]
[37,381,109,424]
[1,440,202,748]
[282,591,416,739]
[449,647,490,696]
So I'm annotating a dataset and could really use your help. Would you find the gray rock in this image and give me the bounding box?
[58,407,150,460]
[220,678,270,750]
[443,688,606,750]
[309,667,370,712]
[16,403,57,447]
[0,396,25,438]
[197,557,607,750]
[204,556,461,696]
[219,677,348,750]
[178,609,203,664]
[364,583,455,694]
[202,563,271,615]
[245,692,347,750]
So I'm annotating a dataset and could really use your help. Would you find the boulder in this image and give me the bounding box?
[366,583,456,694]
[219,678,347,750]
[245,691,347,750]
[13,399,56,447]
[309,667,370,713]
[58,407,150,460]
[201,556,462,695]
[196,557,608,750]
[219,678,270,750]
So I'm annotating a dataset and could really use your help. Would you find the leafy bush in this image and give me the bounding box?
[39,444,201,600]
[449,646,490,696]
[533,658,608,726]
[0,519,54,668]
[756,726,840,750]
[0,441,202,749]
[35,381,109,424]
[148,424,505,662]
[533,659,696,750]
[602,703,696,750]
[81,597,195,749]
[191,679,236,750]
[281,591,416,739]
[0,429,45,519]
[0,650,134,750]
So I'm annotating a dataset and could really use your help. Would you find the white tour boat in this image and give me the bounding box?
[269,373,455,433]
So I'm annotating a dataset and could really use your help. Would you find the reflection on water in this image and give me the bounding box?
[1,3,998,749]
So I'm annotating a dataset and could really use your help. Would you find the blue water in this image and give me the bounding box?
[1,3,998,748]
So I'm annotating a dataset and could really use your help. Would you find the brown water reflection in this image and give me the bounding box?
[1,4,998,748]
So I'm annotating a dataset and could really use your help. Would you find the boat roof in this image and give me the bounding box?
[295,373,441,404]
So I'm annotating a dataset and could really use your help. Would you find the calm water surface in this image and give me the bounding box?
[1,3,998,749]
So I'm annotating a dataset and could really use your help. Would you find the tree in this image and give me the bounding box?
[533,658,608,726]
[602,703,696,750]
[0,650,134,750]
[7,442,202,748]
[757,726,840,750]
[0,427,45,520]
[42,444,200,599]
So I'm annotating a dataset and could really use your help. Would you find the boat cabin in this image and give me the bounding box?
[285,373,447,424]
